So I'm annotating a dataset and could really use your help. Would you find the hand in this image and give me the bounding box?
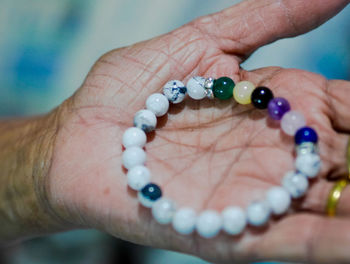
[45,0,350,262]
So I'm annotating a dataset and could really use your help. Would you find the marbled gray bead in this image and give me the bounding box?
[163,80,187,104]
[295,153,321,178]
[282,171,309,198]
[186,76,206,100]
[133,109,157,133]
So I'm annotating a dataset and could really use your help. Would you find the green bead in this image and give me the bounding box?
[213,77,235,100]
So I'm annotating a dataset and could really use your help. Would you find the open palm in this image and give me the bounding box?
[47,0,350,263]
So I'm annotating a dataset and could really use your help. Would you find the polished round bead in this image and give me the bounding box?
[213,77,235,100]
[196,210,222,238]
[295,127,318,145]
[133,109,157,133]
[172,207,197,235]
[246,201,271,227]
[122,127,147,148]
[221,206,246,235]
[233,81,255,104]
[146,93,169,117]
[266,187,291,215]
[282,171,309,198]
[138,183,162,208]
[163,80,187,104]
[268,97,291,120]
[152,198,176,225]
[295,153,321,178]
[296,142,318,156]
[122,146,146,170]
[251,86,274,109]
[186,76,206,100]
[127,165,151,191]
[281,111,306,136]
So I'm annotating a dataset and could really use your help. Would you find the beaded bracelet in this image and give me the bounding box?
[122,76,321,238]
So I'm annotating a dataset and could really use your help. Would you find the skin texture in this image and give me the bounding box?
[1,0,350,262]
[0,111,68,244]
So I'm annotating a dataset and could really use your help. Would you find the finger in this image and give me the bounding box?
[300,177,350,217]
[299,179,335,214]
[327,79,350,133]
[192,0,349,56]
[255,214,350,263]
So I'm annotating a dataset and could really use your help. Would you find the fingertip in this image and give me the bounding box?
[195,0,349,56]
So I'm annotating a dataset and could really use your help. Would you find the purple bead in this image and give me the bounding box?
[268,97,291,120]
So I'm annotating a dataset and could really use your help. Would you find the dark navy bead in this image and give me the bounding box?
[251,86,274,109]
[141,183,162,201]
[295,127,318,145]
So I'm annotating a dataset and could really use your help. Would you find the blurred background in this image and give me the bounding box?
[0,0,349,263]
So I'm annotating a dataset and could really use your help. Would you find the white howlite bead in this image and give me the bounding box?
[172,208,197,235]
[186,76,206,100]
[163,80,187,104]
[127,165,150,191]
[152,198,176,225]
[134,109,157,133]
[282,171,309,198]
[146,93,169,117]
[221,207,246,235]
[122,127,147,148]
[196,210,222,238]
[266,187,291,215]
[122,146,146,170]
[246,201,271,227]
[295,153,321,178]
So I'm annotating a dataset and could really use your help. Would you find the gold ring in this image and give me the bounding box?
[326,179,348,217]
[347,137,350,181]
[326,137,350,216]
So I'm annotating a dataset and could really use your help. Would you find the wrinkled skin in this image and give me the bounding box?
[47,0,350,263]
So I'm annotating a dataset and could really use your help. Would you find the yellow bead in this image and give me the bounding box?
[233,81,255,104]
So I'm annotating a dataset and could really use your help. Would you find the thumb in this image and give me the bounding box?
[191,0,349,56]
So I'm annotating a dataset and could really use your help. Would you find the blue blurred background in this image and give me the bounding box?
[0,0,349,263]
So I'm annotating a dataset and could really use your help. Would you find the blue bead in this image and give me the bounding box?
[141,183,162,202]
[295,127,318,145]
